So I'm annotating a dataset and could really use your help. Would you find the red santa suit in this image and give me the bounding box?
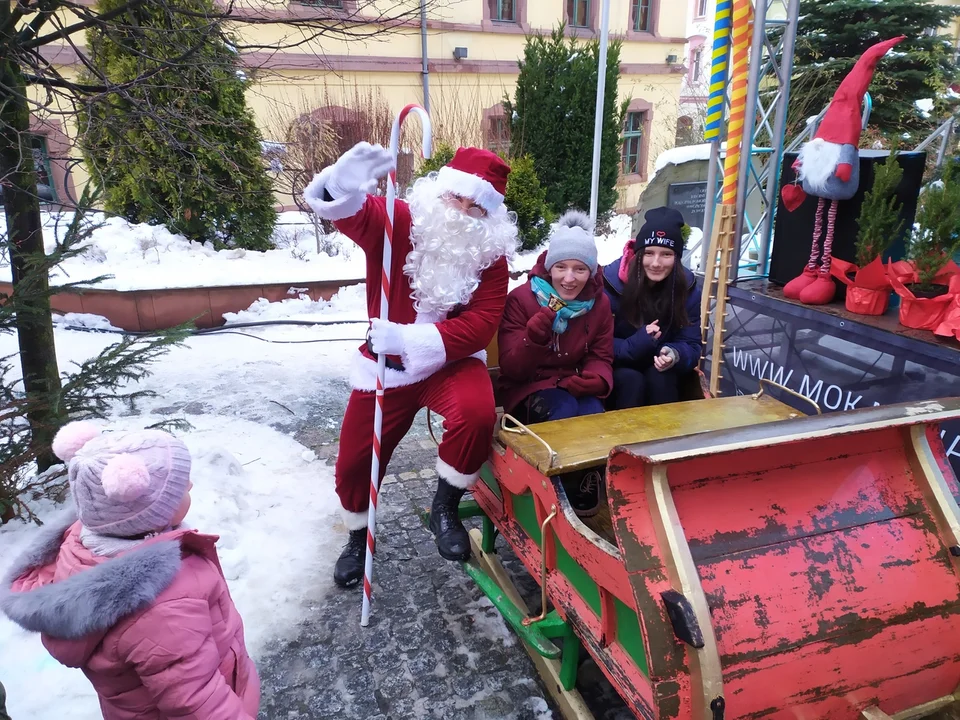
[304,147,516,531]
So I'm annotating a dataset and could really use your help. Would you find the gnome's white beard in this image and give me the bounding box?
[403,175,518,317]
[797,138,843,193]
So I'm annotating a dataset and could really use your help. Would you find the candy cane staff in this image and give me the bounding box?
[360,104,432,627]
[302,118,519,613]
[779,35,905,306]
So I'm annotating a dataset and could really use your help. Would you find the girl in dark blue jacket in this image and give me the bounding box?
[602,207,703,409]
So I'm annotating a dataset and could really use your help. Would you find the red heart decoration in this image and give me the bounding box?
[780,184,806,212]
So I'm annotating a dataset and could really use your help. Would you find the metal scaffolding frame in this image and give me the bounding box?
[700,0,801,280]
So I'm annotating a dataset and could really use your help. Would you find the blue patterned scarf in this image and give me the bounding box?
[530,276,595,334]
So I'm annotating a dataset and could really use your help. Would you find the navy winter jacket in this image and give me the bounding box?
[601,260,703,374]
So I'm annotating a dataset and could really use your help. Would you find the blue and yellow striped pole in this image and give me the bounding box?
[704,0,732,142]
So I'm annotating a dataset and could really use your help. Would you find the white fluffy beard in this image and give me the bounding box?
[403,175,518,317]
[797,138,843,192]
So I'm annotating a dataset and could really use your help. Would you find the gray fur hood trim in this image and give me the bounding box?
[1,506,78,588]
[0,509,182,639]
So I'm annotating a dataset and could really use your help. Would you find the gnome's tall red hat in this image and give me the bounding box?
[813,35,906,147]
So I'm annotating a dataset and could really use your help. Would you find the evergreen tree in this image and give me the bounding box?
[790,0,960,140]
[78,0,277,250]
[504,28,627,217]
[502,155,555,251]
[414,142,457,179]
[908,164,960,290]
[854,151,904,267]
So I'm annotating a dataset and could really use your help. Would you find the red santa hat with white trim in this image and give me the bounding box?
[434,147,511,213]
[813,35,906,147]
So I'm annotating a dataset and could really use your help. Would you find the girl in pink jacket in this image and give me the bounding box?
[0,422,260,720]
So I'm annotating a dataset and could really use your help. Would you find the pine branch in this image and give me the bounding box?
[58,327,190,421]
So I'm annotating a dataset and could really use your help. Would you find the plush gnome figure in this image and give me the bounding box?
[780,35,905,305]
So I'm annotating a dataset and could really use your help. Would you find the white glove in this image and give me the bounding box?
[327,142,394,199]
[368,318,405,356]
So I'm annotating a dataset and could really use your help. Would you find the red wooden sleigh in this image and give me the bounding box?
[454,367,960,719]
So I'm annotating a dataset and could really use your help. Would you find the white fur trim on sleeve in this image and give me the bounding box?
[436,457,480,489]
[435,166,505,213]
[341,507,368,532]
[399,322,447,377]
[303,166,367,221]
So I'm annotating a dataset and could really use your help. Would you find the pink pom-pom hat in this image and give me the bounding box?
[52,421,102,462]
[63,426,192,538]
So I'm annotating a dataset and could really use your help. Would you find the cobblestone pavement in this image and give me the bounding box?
[254,380,635,720]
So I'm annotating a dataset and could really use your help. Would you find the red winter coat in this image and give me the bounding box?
[497,252,614,414]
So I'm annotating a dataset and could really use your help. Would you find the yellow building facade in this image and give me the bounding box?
[30,0,688,213]
[233,0,689,210]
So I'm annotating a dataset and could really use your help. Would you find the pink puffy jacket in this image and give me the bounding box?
[0,510,259,720]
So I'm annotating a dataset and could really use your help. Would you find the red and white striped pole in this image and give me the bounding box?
[361,103,432,628]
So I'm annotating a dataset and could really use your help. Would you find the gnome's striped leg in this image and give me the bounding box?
[783,196,826,299]
[808,197,827,270]
[820,198,839,275]
[798,198,839,305]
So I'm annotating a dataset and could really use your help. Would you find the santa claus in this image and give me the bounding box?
[304,143,518,588]
[781,35,905,305]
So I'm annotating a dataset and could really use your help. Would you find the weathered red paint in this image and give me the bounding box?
[722,614,960,718]
[479,401,960,718]
[673,432,924,561]
[700,516,958,660]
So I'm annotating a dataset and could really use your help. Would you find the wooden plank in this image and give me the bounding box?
[498,395,797,476]
[720,613,960,719]
[621,398,960,465]
[671,433,923,561]
[646,465,725,720]
[698,515,960,662]
[906,424,960,570]
[709,203,737,396]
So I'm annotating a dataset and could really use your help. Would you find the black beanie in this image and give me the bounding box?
[636,207,685,258]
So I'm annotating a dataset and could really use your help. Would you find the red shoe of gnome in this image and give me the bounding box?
[783,267,818,299]
[798,273,836,305]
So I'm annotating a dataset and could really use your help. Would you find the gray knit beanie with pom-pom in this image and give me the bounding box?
[544,210,597,273]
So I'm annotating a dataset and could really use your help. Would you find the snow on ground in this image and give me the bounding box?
[0,289,367,720]
[0,211,366,291]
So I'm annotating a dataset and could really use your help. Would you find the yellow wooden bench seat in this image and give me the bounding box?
[496,394,798,476]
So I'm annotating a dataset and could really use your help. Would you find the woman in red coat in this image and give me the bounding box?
[497,210,614,515]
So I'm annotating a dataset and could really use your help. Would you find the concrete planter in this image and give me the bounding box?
[4,279,364,332]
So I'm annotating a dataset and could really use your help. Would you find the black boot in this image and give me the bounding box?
[333,529,366,588]
[429,477,471,562]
